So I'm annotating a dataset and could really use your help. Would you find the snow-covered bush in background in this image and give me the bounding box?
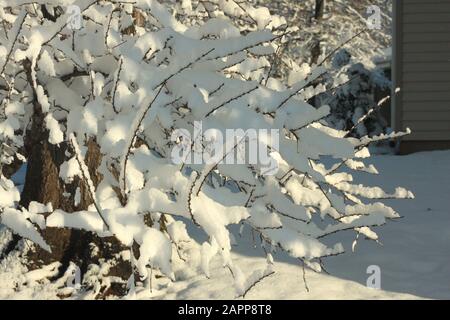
[0,0,412,298]
[315,48,391,137]
[256,0,392,67]
[255,0,393,137]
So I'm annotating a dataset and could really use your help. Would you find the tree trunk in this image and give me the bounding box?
[311,0,326,65]
[8,60,132,298]
[20,130,131,296]
[314,0,325,20]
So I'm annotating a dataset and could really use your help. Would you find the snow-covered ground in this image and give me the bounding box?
[160,152,450,300]
[1,150,449,300]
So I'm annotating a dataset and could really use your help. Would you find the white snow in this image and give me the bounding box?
[151,150,450,299]
[0,150,449,299]
[44,114,64,145]
[0,0,446,301]
[1,208,51,253]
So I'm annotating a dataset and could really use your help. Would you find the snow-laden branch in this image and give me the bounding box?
[0,10,27,76]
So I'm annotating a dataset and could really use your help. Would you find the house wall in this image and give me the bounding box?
[393,0,450,151]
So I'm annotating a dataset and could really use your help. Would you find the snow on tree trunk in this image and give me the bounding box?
[0,0,412,298]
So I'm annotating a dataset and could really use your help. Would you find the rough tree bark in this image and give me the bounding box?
[18,111,131,296]
[5,65,132,298]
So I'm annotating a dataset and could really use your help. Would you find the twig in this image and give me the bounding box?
[317,28,367,67]
[275,68,326,111]
[240,271,275,298]
[111,56,124,114]
[120,84,164,200]
[204,85,259,118]
[0,10,28,76]
[301,260,310,292]
[69,133,110,232]
[345,93,393,137]
[153,48,215,90]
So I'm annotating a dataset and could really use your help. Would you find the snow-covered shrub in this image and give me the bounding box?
[255,0,393,137]
[0,0,412,297]
[256,0,392,67]
[315,49,391,137]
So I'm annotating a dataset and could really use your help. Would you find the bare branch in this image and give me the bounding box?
[0,10,28,76]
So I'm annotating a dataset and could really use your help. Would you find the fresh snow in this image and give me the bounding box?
[0,150,449,299]
[0,0,443,300]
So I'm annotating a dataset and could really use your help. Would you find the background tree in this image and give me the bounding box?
[310,0,325,64]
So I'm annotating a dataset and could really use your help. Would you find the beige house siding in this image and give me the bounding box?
[393,0,450,145]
